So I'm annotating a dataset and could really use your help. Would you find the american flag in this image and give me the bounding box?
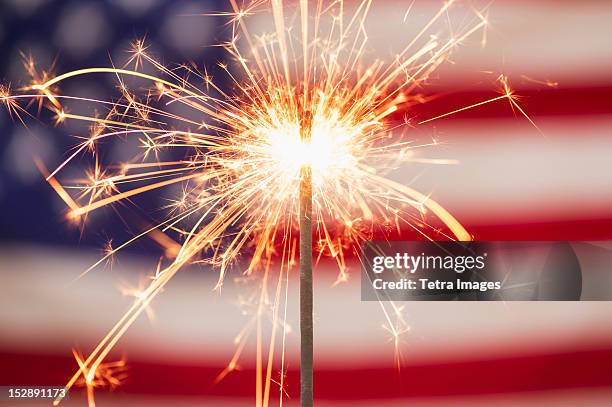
[1,0,611,405]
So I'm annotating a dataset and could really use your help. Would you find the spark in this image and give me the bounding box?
[70,350,127,407]
[520,74,559,88]
[118,276,158,322]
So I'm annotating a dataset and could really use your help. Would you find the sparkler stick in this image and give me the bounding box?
[299,111,314,406]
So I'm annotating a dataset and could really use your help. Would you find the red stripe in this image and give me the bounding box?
[366,218,612,242]
[394,86,612,122]
[2,347,612,400]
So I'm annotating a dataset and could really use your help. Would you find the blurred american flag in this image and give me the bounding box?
[1,0,612,405]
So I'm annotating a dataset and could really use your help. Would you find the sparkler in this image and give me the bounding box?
[0,0,539,406]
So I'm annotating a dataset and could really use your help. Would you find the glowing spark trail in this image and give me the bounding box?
[0,1,539,405]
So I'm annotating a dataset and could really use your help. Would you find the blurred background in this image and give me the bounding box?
[1,0,612,405]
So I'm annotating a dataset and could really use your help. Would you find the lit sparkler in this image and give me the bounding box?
[1,1,538,406]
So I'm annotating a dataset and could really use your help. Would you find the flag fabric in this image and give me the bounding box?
[1,1,611,405]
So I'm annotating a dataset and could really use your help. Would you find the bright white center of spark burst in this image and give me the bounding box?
[262,113,358,187]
